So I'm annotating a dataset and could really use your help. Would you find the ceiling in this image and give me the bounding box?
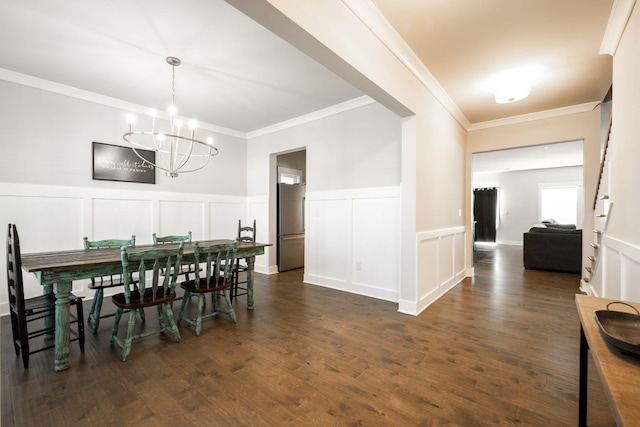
[472,140,584,174]
[0,0,613,135]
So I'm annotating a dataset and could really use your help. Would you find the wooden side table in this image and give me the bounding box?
[576,294,640,426]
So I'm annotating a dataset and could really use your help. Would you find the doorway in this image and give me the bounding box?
[473,188,498,243]
[276,150,306,272]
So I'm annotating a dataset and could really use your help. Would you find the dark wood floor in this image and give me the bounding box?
[2,245,615,426]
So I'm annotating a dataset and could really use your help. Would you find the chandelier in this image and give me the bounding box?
[123,56,218,178]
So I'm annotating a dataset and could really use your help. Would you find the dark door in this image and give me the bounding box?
[473,188,498,243]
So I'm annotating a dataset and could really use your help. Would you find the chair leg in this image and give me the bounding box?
[195,294,206,336]
[17,318,30,369]
[121,310,137,362]
[110,307,123,346]
[9,311,20,355]
[214,289,237,323]
[88,289,104,334]
[230,269,238,301]
[177,291,191,325]
[74,299,85,353]
[163,302,181,343]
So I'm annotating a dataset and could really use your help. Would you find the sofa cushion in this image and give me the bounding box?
[528,226,580,234]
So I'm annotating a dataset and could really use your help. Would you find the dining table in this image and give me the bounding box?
[20,239,269,371]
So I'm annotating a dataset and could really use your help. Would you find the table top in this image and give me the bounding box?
[575,294,640,426]
[21,240,270,273]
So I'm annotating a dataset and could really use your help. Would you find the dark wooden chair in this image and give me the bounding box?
[6,224,85,369]
[110,243,183,361]
[230,219,256,301]
[178,240,237,336]
[83,236,137,334]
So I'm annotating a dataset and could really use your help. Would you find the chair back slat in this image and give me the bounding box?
[83,236,136,286]
[121,243,184,304]
[83,236,135,249]
[6,224,25,316]
[152,232,192,244]
[193,240,237,290]
[237,220,256,243]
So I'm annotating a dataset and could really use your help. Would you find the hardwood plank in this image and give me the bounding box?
[2,245,617,426]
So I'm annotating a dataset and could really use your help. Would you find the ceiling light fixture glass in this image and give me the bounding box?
[123,56,218,178]
[484,65,542,104]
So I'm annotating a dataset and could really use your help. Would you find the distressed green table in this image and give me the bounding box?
[21,240,269,371]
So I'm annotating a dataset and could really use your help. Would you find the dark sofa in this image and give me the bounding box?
[523,225,582,273]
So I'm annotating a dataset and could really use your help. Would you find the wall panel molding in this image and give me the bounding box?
[398,225,467,315]
[586,234,640,302]
[0,182,251,315]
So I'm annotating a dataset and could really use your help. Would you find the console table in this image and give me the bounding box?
[576,294,640,426]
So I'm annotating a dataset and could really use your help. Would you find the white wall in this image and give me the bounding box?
[247,102,402,195]
[248,102,405,301]
[0,80,247,195]
[474,166,584,245]
[587,5,640,303]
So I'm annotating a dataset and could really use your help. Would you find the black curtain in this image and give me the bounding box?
[474,188,498,242]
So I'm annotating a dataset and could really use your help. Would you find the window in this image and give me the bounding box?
[539,185,578,224]
[278,167,302,184]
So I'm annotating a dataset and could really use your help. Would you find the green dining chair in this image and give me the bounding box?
[110,242,184,361]
[178,240,238,336]
[152,231,199,280]
[83,236,137,334]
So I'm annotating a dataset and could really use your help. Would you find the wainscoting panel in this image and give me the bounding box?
[602,244,621,299]
[306,198,350,283]
[352,196,400,300]
[0,192,84,300]
[593,235,640,303]
[418,237,439,297]
[158,200,205,240]
[304,187,400,302]
[455,232,466,274]
[622,255,640,302]
[0,183,248,315]
[415,226,467,314]
[246,196,270,274]
[208,201,244,240]
[93,198,154,244]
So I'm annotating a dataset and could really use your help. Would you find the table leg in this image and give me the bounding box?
[246,256,255,310]
[42,281,55,340]
[579,325,589,427]
[53,280,72,371]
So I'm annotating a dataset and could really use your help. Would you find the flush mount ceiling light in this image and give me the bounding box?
[123,57,218,178]
[484,65,542,104]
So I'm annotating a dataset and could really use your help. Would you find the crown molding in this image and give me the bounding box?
[0,68,247,139]
[468,102,600,131]
[1,67,379,141]
[341,0,471,129]
[600,0,636,55]
[247,95,376,139]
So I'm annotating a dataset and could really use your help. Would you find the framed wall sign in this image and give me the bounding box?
[92,142,156,184]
